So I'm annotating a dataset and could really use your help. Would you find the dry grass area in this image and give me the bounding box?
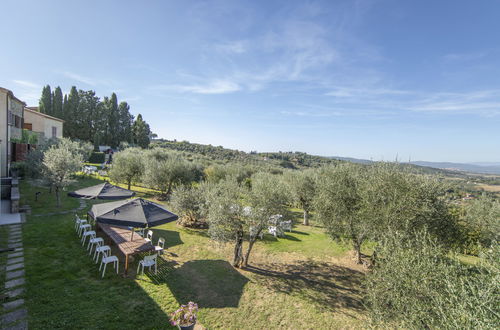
[474,183,500,193]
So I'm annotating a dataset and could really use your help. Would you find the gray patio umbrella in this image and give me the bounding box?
[68,182,135,200]
[88,198,178,228]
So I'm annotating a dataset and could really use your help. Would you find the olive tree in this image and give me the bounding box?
[314,164,369,263]
[170,183,210,228]
[206,173,289,267]
[206,178,247,267]
[284,169,316,225]
[43,142,83,207]
[243,172,289,266]
[314,163,454,263]
[366,230,500,329]
[108,148,144,190]
[142,150,196,198]
[463,195,500,249]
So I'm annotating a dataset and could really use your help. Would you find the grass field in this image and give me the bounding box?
[18,176,368,329]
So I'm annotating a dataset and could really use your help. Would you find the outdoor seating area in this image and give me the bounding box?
[74,214,165,277]
[66,193,179,278]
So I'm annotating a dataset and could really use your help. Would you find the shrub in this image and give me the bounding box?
[88,152,105,163]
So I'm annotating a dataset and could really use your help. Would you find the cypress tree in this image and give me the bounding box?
[52,86,63,119]
[132,114,151,148]
[118,101,133,143]
[108,93,119,147]
[64,86,79,139]
[39,85,52,114]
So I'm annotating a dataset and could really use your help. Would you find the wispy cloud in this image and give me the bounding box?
[12,80,40,89]
[11,79,42,105]
[325,86,412,98]
[62,71,97,86]
[152,79,241,94]
[280,110,343,117]
[216,40,248,54]
[323,85,500,117]
[443,51,486,62]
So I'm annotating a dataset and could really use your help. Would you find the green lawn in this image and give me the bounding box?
[20,176,367,329]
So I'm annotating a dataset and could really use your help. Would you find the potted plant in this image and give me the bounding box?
[170,302,198,330]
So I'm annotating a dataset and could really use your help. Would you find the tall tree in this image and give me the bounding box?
[104,93,119,147]
[39,85,52,114]
[63,86,79,138]
[117,101,133,143]
[132,114,151,148]
[52,86,63,119]
[76,90,101,142]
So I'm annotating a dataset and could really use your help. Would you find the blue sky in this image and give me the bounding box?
[1,0,499,162]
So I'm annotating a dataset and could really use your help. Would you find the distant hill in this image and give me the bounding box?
[330,156,500,175]
[329,156,373,164]
[409,161,500,175]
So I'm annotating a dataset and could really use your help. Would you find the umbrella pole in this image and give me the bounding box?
[130,228,134,241]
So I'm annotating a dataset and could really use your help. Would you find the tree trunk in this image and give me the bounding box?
[127,179,131,190]
[243,235,258,267]
[303,209,309,226]
[233,230,244,268]
[55,186,61,208]
[165,181,173,199]
[353,240,362,264]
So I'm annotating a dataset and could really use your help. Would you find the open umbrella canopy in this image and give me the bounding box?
[68,182,135,200]
[88,198,178,228]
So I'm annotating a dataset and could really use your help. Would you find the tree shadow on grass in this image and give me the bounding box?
[290,230,309,236]
[245,261,364,316]
[149,228,183,249]
[144,259,249,309]
[281,234,301,241]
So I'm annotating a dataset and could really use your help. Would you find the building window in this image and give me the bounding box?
[52,126,57,138]
[15,115,21,128]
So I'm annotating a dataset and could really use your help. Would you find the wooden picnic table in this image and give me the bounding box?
[97,223,155,274]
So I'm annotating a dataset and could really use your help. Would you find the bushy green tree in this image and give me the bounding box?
[243,172,289,266]
[142,150,195,198]
[366,230,500,329]
[314,163,454,263]
[171,184,210,228]
[108,148,145,190]
[133,114,151,148]
[284,169,316,225]
[206,178,247,267]
[42,140,84,207]
[462,195,500,249]
[314,164,368,263]
[206,172,289,267]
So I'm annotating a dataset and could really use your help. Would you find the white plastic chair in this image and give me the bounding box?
[268,226,278,237]
[75,217,87,231]
[78,223,91,237]
[280,220,293,232]
[99,250,119,278]
[94,245,111,263]
[137,254,157,275]
[155,238,165,255]
[81,230,96,246]
[88,236,104,254]
[144,230,153,242]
